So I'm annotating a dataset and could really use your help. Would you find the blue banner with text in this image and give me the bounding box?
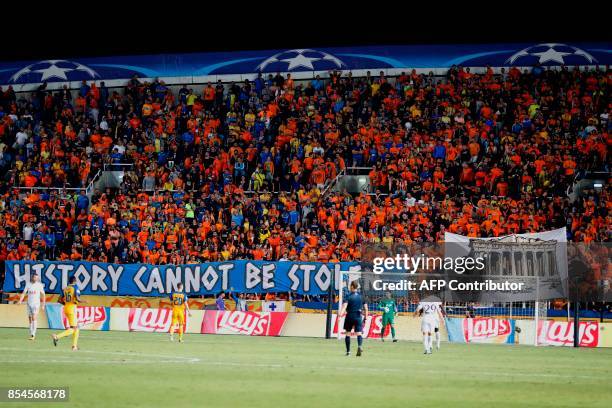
[4,260,360,297]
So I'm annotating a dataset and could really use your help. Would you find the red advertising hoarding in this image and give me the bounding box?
[200,310,288,336]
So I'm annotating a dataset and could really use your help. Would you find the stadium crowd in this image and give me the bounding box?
[0,64,609,272]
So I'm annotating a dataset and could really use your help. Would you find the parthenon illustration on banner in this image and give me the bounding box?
[470,236,558,278]
[442,228,569,302]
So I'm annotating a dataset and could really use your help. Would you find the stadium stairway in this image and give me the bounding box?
[322,167,375,196]
[94,163,135,191]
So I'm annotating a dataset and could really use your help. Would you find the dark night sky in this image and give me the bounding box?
[2,8,609,62]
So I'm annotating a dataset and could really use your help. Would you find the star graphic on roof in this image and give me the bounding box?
[531,48,571,64]
[74,63,98,77]
[34,63,73,81]
[281,53,321,70]
[10,67,31,82]
[572,48,596,63]
[505,43,598,66]
[255,49,346,72]
[507,49,530,64]
[9,59,100,83]
[321,53,344,66]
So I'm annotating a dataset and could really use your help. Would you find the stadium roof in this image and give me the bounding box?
[1,11,609,62]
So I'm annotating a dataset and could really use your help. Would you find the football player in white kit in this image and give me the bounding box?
[433,302,445,350]
[18,273,46,340]
[414,301,444,354]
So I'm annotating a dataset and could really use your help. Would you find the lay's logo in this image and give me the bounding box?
[201,310,288,336]
[61,306,109,330]
[537,321,599,347]
[463,318,512,343]
[331,314,388,338]
[218,311,271,336]
[128,308,175,332]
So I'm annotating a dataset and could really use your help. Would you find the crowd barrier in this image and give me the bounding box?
[7,293,609,326]
[446,317,516,344]
[446,317,610,348]
[3,293,291,312]
[515,319,607,347]
[0,304,436,340]
[1,304,611,347]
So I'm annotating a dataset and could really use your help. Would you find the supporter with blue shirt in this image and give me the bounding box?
[334,99,345,113]
[231,210,244,227]
[44,232,56,257]
[311,76,323,91]
[295,233,306,252]
[110,148,124,162]
[79,80,90,97]
[76,191,89,211]
[182,131,194,144]
[433,141,446,160]
[260,148,272,165]
[254,74,265,95]
[288,210,299,226]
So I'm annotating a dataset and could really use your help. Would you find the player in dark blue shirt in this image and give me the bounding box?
[339,280,368,356]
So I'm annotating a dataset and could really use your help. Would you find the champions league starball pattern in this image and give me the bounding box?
[0,43,609,85]
[255,49,346,72]
[505,43,598,65]
[9,60,99,83]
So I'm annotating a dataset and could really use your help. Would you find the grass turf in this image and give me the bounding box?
[0,328,610,407]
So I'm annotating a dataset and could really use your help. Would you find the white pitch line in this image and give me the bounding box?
[0,347,200,363]
[0,359,198,364]
[0,345,609,379]
[0,351,607,379]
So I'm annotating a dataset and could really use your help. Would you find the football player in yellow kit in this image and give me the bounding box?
[169,283,191,342]
[52,276,86,351]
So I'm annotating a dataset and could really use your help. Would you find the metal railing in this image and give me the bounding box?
[103,163,135,172]
[137,166,378,197]
[321,168,346,197]
[12,164,135,195]
[344,166,374,175]
[321,166,376,196]
[14,169,102,198]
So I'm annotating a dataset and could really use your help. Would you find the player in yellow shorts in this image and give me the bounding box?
[52,276,86,351]
[169,282,191,343]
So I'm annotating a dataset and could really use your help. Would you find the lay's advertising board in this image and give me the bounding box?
[446,317,515,344]
[45,304,110,331]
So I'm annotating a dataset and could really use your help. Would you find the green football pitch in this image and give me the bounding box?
[0,328,610,408]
